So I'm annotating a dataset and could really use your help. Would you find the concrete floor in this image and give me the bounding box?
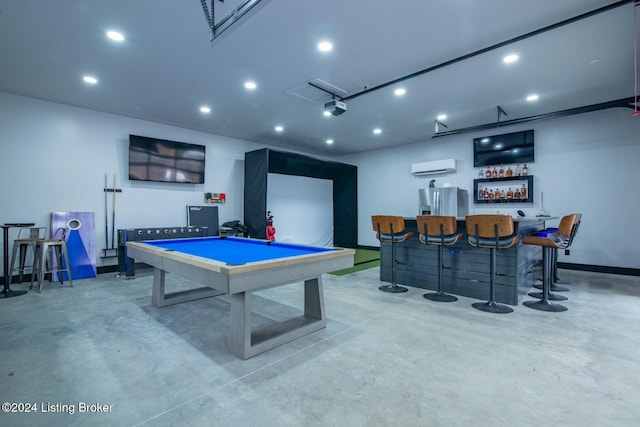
[1,267,639,427]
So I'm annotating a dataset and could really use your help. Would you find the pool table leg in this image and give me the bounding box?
[227,276,327,360]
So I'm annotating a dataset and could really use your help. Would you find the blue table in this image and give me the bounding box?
[126,236,354,359]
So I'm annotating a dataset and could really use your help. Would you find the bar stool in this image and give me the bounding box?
[533,214,582,294]
[371,215,414,293]
[8,226,47,284]
[465,215,519,314]
[30,227,73,293]
[523,214,580,311]
[416,215,461,302]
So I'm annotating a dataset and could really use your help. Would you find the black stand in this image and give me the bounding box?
[472,247,513,314]
[378,223,408,293]
[423,235,457,303]
[534,249,569,292]
[524,247,567,312]
[1,224,33,299]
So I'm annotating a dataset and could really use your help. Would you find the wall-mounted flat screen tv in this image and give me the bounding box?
[128,134,206,184]
[473,129,534,167]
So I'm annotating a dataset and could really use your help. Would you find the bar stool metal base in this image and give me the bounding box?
[423,292,457,302]
[472,301,513,314]
[523,299,567,312]
[528,291,568,301]
[379,284,408,293]
[1,288,28,298]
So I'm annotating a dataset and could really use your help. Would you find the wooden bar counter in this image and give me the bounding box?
[379,217,552,305]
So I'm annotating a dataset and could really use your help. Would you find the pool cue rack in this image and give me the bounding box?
[101,174,122,259]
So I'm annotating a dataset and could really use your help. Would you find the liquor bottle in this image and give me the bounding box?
[485,166,491,178]
[499,189,506,199]
[515,164,521,176]
[514,188,521,199]
[488,189,494,200]
[498,164,505,178]
[506,188,513,199]
[522,164,528,175]
[492,167,498,178]
[506,166,513,177]
[494,188,500,199]
[478,185,484,200]
[483,187,490,199]
[478,168,484,178]
[520,184,527,199]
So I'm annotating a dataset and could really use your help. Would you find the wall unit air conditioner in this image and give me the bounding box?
[411,159,456,176]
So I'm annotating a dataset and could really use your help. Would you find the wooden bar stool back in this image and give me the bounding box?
[416,215,461,302]
[371,215,414,293]
[9,226,47,284]
[522,214,580,312]
[465,215,519,314]
[30,227,73,293]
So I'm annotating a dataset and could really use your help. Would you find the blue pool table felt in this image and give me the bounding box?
[145,237,333,265]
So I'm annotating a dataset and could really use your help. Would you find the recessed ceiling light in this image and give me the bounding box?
[200,106,211,113]
[526,94,539,102]
[323,110,331,117]
[83,75,98,84]
[326,139,334,145]
[106,30,125,42]
[318,41,333,52]
[503,54,519,64]
[244,81,257,90]
[394,88,406,96]
[275,125,284,132]
[437,114,447,121]
[373,128,382,135]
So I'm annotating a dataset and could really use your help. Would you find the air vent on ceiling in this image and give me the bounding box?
[285,78,348,104]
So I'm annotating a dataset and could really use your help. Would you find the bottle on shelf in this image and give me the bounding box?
[483,187,490,199]
[478,185,484,200]
[506,188,513,199]
[520,183,527,200]
[506,166,513,177]
[488,189,494,200]
[522,164,528,175]
[499,189,506,199]
[515,164,521,176]
[485,166,491,178]
[492,166,498,178]
[494,188,500,199]
[514,187,521,199]
[498,164,505,178]
[478,168,484,178]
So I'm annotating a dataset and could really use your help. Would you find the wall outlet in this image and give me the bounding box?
[565,249,570,256]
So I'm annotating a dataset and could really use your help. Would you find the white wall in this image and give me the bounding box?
[0,92,262,267]
[337,108,640,269]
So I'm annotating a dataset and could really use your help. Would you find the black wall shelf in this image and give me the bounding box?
[474,175,533,204]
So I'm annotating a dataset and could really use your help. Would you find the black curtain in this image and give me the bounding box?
[243,148,357,248]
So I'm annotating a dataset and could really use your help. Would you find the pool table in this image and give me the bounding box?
[126,236,354,359]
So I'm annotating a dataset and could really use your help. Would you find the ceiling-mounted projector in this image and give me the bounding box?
[324,99,347,116]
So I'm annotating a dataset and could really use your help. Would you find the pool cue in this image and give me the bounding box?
[104,174,109,250]
[111,174,116,249]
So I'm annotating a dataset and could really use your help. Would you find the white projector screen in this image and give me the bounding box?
[266,173,334,247]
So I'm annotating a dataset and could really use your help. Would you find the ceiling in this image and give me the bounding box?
[0,0,637,156]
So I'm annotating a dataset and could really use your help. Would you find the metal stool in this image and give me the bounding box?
[523,214,580,311]
[31,228,73,293]
[532,214,582,295]
[8,226,47,284]
[416,215,461,302]
[371,215,414,293]
[465,215,519,314]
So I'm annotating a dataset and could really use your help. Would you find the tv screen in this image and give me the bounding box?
[473,129,534,168]
[128,135,206,184]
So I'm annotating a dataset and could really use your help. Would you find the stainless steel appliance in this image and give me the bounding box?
[418,187,468,217]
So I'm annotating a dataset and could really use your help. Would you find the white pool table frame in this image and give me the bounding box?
[126,238,354,359]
